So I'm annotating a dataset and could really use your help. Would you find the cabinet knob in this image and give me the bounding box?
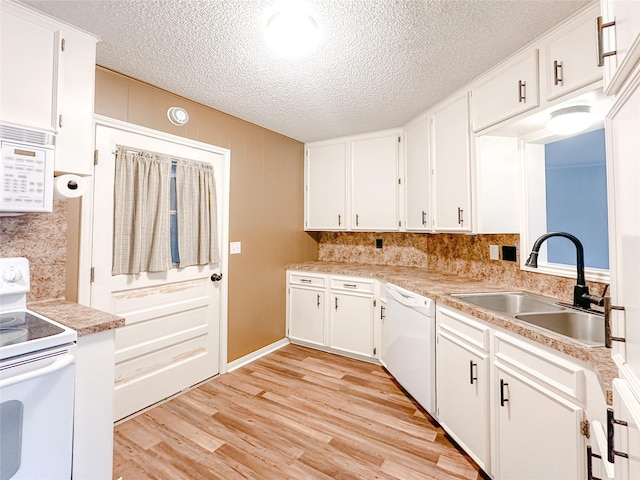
[210,273,223,282]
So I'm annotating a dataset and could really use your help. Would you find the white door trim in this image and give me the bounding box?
[77,114,230,374]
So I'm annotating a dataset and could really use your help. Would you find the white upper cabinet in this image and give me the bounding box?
[351,130,400,231]
[1,2,59,133]
[543,3,602,101]
[305,141,348,231]
[431,92,472,232]
[305,129,400,232]
[0,1,98,175]
[600,0,640,95]
[55,26,98,176]
[404,115,431,231]
[471,49,539,132]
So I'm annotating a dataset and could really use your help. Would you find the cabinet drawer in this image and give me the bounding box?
[289,272,326,288]
[494,331,585,402]
[330,276,375,294]
[437,306,490,351]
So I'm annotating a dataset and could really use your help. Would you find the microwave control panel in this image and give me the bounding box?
[1,141,53,213]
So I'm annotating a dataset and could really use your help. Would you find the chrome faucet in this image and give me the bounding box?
[525,232,602,310]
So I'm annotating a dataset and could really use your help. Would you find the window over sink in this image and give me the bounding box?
[522,126,609,282]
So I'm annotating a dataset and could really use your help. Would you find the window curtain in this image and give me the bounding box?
[112,147,219,275]
[176,159,220,267]
[112,147,172,275]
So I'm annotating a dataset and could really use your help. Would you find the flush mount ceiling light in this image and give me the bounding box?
[265,2,321,58]
[546,105,593,135]
[167,106,189,126]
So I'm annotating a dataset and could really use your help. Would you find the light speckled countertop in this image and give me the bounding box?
[288,260,616,405]
[28,299,125,337]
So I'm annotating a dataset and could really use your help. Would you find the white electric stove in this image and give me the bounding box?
[0,257,77,480]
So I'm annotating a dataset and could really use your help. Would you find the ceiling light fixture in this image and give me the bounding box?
[167,107,189,126]
[546,105,593,135]
[265,2,320,58]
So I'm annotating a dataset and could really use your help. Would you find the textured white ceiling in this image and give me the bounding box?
[25,0,590,142]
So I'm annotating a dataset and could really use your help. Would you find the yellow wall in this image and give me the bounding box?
[94,67,318,362]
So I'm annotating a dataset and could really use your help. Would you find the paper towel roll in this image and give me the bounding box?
[53,174,87,199]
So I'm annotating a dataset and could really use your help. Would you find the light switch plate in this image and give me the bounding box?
[489,245,499,260]
[230,241,241,255]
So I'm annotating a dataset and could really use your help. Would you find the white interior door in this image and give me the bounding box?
[92,120,229,421]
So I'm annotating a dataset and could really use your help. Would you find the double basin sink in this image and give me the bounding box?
[452,292,604,346]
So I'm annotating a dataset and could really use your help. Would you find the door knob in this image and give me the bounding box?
[211,273,223,282]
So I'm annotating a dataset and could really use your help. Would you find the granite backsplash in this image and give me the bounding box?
[317,231,607,305]
[0,199,68,302]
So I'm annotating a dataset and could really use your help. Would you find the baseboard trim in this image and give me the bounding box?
[226,338,290,372]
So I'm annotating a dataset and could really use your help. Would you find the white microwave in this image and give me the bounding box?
[0,124,55,213]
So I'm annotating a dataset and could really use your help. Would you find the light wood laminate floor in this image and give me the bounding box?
[113,344,484,480]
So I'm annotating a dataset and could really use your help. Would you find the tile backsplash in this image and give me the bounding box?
[317,231,607,304]
[0,200,68,301]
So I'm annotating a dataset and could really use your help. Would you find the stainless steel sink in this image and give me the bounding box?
[514,311,605,346]
[452,291,604,346]
[453,292,564,315]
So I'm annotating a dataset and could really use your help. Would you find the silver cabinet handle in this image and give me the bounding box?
[518,80,526,103]
[457,207,463,225]
[334,297,339,310]
[317,294,321,307]
[380,305,385,320]
[355,214,359,227]
[343,283,358,289]
[338,214,341,226]
[421,210,427,226]
[596,16,616,67]
[300,278,312,284]
[58,114,64,128]
[553,60,563,85]
[604,297,626,348]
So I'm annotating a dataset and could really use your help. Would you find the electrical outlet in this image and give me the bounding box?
[489,245,499,260]
[502,245,517,262]
[376,239,383,249]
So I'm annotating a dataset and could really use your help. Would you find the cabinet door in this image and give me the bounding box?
[494,364,584,480]
[471,50,539,132]
[601,0,640,95]
[330,292,373,357]
[305,142,348,230]
[0,5,59,132]
[55,28,97,175]
[404,117,431,231]
[612,379,640,480]
[289,286,325,346]
[351,132,399,231]
[605,63,640,375]
[545,6,601,101]
[437,330,489,469]
[431,92,472,232]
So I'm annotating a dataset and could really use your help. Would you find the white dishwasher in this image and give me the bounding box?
[382,283,436,416]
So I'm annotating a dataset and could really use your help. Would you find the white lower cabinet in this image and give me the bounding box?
[436,307,490,470]
[288,281,325,347]
[435,306,608,480]
[330,290,374,357]
[286,271,378,360]
[494,363,584,480]
[611,378,640,480]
